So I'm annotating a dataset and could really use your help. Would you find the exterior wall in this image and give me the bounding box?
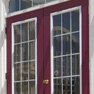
[0,0,9,94]
[89,0,94,94]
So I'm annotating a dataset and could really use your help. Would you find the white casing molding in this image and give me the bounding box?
[89,0,94,94]
[0,0,9,94]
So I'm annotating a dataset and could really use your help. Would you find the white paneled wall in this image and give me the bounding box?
[0,0,9,94]
[89,0,94,94]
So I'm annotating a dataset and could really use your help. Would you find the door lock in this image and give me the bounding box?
[43,80,49,84]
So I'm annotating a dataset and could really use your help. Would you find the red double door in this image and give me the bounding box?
[7,0,89,94]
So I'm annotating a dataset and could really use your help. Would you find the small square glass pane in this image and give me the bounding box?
[14,83,21,94]
[29,61,35,79]
[21,0,32,10]
[72,55,79,75]
[63,34,70,55]
[63,78,71,94]
[54,57,61,77]
[22,82,28,94]
[29,21,35,40]
[9,0,19,13]
[54,79,62,94]
[33,0,45,6]
[22,23,28,42]
[62,12,70,34]
[22,62,28,80]
[72,32,79,53]
[63,56,70,76]
[29,81,35,94]
[22,43,28,61]
[14,63,21,81]
[72,10,79,32]
[53,14,61,35]
[14,44,21,62]
[54,36,61,56]
[14,25,21,43]
[29,42,35,60]
[72,77,80,94]
[46,0,56,3]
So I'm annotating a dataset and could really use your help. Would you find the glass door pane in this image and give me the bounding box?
[13,19,37,94]
[52,9,80,94]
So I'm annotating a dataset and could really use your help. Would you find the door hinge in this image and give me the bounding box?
[5,73,7,80]
[5,27,7,34]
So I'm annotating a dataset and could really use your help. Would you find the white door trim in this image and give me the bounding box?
[50,6,82,94]
[11,17,37,94]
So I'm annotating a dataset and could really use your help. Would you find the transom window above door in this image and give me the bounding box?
[9,0,66,13]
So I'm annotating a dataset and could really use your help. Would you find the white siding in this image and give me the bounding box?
[89,0,94,94]
[0,0,9,94]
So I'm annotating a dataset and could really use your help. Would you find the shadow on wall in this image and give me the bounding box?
[90,15,94,65]
[0,29,6,52]
[0,29,7,94]
[89,15,94,93]
[2,0,10,14]
[0,81,7,94]
[0,0,9,94]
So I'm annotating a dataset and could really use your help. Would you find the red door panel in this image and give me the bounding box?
[43,1,89,94]
[7,9,44,94]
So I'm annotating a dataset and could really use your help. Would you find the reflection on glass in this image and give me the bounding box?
[54,79,62,94]
[72,10,79,32]
[72,33,79,53]
[22,82,28,94]
[53,10,80,94]
[29,21,35,40]
[29,42,35,60]
[53,14,61,35]
[63,56,70,76]
[46,0,56,3]
[54,36,61,56]
[14,20,36,94]
[9,0,19,12]
[33,0,45,6]
[14,25,20,43]
[21,0,32,10]
[22,43,28,61]
[29,81,35,94]
[29,61,35,79]
[22,62,28,80]
[14,64,21,81]
[14,83,21,94]
[54,57,61,77]
[72,55,79,75]
[63,34,70,55]
[22,23,28,42]
[72,77,80,94]
[62,12,70,33]
[14,44,21,62]
[63,78,71,94]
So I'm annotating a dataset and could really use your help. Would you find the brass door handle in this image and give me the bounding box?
[43,80,49,84]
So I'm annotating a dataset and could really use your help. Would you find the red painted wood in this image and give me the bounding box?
[7,22,12,94]
[7,0,89,94]
[82,2,89,94]
[7,9,44,94]
[43,1,89,94]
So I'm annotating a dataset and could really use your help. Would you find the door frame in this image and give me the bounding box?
[7,0,89,94]
[11,17,37,94]
[50,6,82,94]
